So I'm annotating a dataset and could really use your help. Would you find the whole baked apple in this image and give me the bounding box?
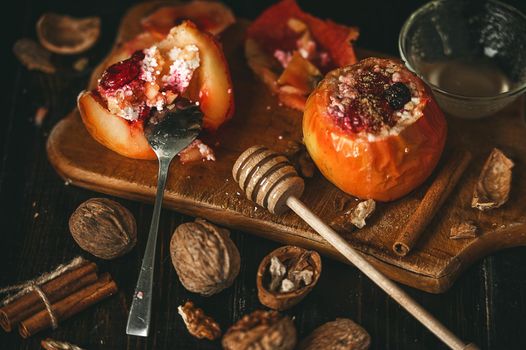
[303,57,447,201]
[78,21,234,160]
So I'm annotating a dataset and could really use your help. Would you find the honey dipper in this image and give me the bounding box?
[233,145,478,350]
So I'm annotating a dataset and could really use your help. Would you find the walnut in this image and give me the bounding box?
[170,219,240,296]
[298,318,371,350]
[69,198,136,259]
[178,301,221,340]
[450,222,478,240]
[257,246,321,311]
[472,148,514,211]
[36,13,101,55]
[13,38,56,74]
[222,310,296,350]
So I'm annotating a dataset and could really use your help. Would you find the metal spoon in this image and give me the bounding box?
[126,100,202,337]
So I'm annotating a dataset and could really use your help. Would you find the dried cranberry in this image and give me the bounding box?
[384,82,411,110]
[99,50,145,91]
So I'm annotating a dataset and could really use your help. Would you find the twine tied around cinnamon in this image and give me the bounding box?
[0,256,86,329]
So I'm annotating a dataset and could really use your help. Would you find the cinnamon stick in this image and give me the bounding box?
[18,273,117,338]
[393,150,472,257]
[0,262,97,332]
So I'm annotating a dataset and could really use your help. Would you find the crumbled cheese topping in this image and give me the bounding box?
[162,45,200,92]
[99,42,201,122]
[140,46,160,83]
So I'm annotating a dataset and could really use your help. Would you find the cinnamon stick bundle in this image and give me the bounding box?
[0,262,97,332]
[393,150,472,257]
[19,273,117,338]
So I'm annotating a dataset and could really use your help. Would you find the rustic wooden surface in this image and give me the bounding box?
[47,2,526,293]
[2,0,526,349]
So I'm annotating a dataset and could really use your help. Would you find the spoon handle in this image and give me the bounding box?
[126,156,172,337]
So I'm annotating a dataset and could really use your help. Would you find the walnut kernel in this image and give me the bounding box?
[170,219,240,296]
[178,301,221,340]
[69,198,136,259]
[222,310,296,350]
[450,222,478,240]
[257,246,321,311]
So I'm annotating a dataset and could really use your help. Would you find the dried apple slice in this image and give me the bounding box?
[78,21,234,160]
[141,1,235,37]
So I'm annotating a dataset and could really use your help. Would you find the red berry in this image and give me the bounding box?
[99,50,145,91]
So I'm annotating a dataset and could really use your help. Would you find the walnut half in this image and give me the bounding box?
[222,310,296,350]
[178,301,221,340]
[257,246,321,311]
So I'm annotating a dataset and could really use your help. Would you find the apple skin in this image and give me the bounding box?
[78,91,156,159]
[141,1,235,37]
[78,21,234,160]
[303,66,447,202]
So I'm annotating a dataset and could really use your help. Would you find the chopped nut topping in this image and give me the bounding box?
[450,222,478,240]
[178,301,221,340]
[326,59,423,136]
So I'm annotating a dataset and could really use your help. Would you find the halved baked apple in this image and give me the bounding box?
[78,21,234,160]
[245,0,359,110]
[303,58,447,201]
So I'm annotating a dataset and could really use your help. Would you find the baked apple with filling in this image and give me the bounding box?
[141,0,235,38]
[245,0,359,110]
[78,21,234,160]
[303,58,447,201]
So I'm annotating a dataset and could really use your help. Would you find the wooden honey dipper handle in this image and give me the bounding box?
[233,146,479,350]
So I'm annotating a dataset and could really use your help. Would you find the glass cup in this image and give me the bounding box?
[399,0,526,118]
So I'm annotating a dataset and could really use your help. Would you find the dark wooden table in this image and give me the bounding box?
[2,0,526,349]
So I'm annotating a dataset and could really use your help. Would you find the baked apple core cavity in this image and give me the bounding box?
[326,59,424,138]
[97,41,201,123]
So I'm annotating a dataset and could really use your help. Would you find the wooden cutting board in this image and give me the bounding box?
[46,1,526,293]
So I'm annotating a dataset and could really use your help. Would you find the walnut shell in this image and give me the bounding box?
[36,13,101,55]
[298,318,371,350]
[69,198,136,259]
[257,246,321,311]
[222,310,297,350]
[472,148,514,211]
[170,219,240,296]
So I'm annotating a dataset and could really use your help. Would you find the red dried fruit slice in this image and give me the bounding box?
[141,1,235,37]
